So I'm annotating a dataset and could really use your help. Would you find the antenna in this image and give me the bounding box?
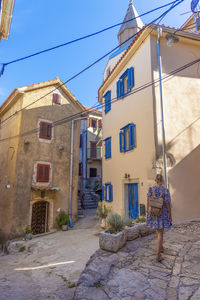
[180,11,192,15]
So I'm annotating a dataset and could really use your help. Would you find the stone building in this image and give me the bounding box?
[0,78,84,238]
[79,107,102,209]
[98,1,200,222]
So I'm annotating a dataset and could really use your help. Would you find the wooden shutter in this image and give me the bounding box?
[108,138,111,158]
[44,165,50,181]
[39,121,52,140]
[53,93,61,104]
[109,184,113,202]
[117,80,121,99]
[98,119,102,128]
[36,164,50,182]
[129,124,135,149]
[119,131,123,152]
[128,67,134,91]
[104,91,111,114]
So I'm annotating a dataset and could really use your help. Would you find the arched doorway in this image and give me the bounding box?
[31,201,49,235]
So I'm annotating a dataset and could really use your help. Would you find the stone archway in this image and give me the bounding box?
[31,201,49,235]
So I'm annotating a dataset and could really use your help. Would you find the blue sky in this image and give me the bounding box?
[0,0,192,107]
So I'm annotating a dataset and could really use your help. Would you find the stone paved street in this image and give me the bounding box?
[75,222,200,300]
[0,210,99,300]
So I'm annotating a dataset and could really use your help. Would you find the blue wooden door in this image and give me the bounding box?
[128,183,139,219]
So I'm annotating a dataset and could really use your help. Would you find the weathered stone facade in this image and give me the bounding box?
[0,78,84,239]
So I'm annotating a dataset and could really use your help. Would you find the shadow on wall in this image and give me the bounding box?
[168,144,200,222]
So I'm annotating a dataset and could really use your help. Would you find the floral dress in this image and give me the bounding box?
[146,185,172,230]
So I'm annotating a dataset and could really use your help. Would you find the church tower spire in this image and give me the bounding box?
[118,1,144,46]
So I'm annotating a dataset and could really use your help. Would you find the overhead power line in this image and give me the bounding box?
[0,0,181,77]
[0,57,199,144]
[0,0,184,129]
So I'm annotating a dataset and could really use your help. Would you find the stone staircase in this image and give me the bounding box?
[83,189,98,209]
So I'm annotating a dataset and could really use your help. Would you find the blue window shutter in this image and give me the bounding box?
[129,123,135,149]
[102,185,104,200]
[108,91,111,111]
[109,184,113,202]
[128,67,134,91]
[117,80,121,99]
[104,91,111,114]
[119,131,123,152]
[121,80,124,96]
[108,138,111,158]
[105,140,107,158]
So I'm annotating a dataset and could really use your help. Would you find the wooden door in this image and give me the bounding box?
[128,183,139,219]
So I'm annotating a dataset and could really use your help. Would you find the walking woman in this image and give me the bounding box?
[146,174,172,262]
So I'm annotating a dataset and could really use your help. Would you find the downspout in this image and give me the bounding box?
[157,27,168,188]
[69,119,74,222]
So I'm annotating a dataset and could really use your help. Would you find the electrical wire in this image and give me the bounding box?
[0,0,182,77]
[0,57,199,144]
[0,0,184,129]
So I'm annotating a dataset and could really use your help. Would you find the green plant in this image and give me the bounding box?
[68,282,76,288]
[123,216,133,227]
[25,226,32,234]
[56,211,69,227]
[96,202,111,220]
[19,246,25,252]
[133,216,146,224]
[107,213,124,233]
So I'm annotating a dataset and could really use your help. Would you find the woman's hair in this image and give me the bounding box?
[155,174,164,185]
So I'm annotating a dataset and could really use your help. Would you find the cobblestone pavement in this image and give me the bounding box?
[75,222,200,300]
[0,210,99,300]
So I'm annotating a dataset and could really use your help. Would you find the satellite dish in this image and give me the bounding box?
[191,0,200,13]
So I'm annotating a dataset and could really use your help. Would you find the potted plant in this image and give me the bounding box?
[99,213,127,253]
[96,202,111,228]
[25,226,32,240]
[56,211,69,231]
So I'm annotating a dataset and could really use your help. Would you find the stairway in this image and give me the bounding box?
[83,189,98,209]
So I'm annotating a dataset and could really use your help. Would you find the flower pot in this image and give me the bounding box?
[62,225,68,231]
[99,229,127,253]
[125,225,140,241]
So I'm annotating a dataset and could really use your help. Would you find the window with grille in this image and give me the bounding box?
[39,121,52,140]
[36,164,50,182]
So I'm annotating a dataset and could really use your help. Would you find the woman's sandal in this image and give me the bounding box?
[156,254,164,262]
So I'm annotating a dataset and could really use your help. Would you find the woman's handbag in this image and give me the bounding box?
[149,188,164,217]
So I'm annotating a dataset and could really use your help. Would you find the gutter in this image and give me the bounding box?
[0,0,15,40]
[69,117,88,220]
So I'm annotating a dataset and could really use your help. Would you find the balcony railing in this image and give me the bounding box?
[87,147,102,160]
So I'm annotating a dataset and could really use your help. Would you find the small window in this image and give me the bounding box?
[104,137,111,159]
[119,123,136,152]
[117,67,134,99]
[36,164,50,182]
[102,183,113,202]
[39,121,52,140]
[91,119,97,129]
[104,91,111,114]
[52,93,61,105]
[90,168,97,177]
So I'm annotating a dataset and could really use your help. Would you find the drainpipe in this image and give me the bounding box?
[69,117,88,219]
[157,27,168,188]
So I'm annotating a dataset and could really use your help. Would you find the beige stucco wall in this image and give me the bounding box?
[0,83,82,238]
[151,33,200,222]
[101,36,156,217]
